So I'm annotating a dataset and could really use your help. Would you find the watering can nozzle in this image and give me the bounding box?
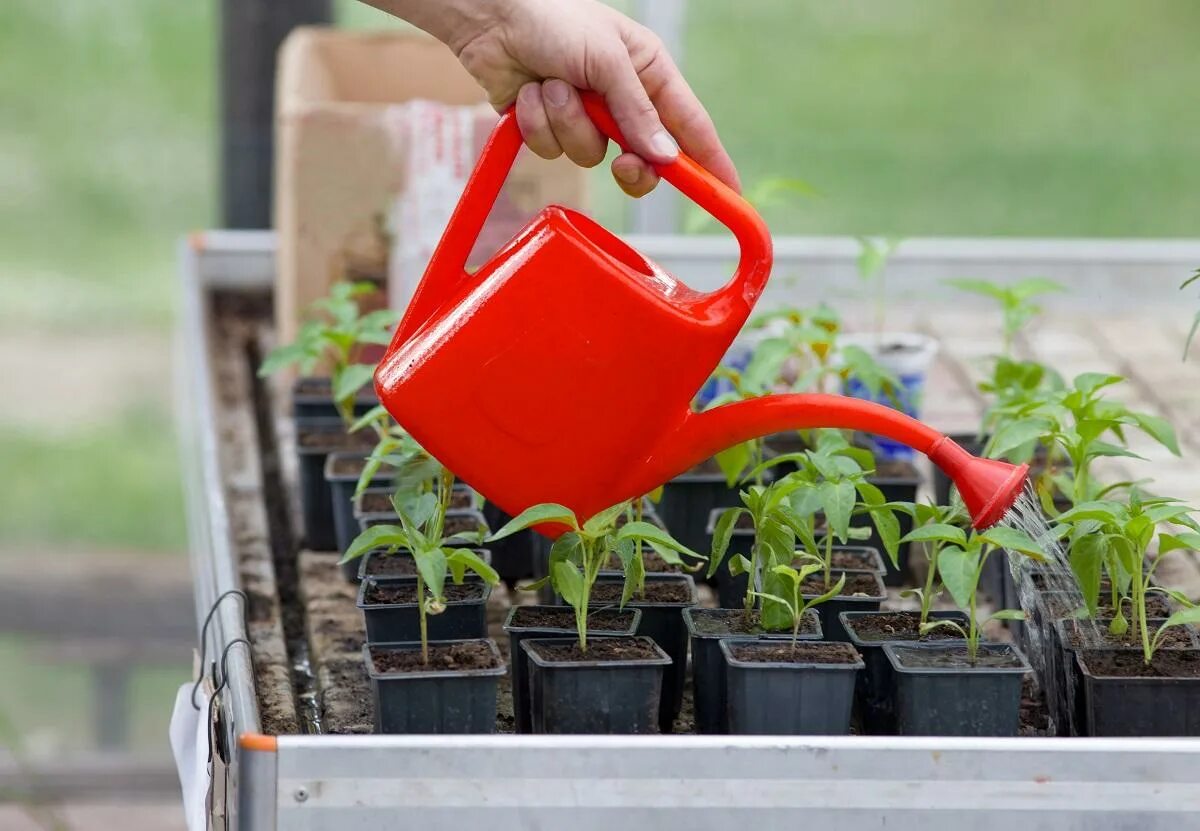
[928,437,1029,530]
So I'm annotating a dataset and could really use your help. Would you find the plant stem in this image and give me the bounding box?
[921,543,940,626]
[824,530,833,590]
[417,572,429,665]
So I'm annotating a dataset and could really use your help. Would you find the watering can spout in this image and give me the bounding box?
[649,394,1027,530]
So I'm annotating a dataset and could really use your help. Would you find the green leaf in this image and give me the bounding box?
[901,523,967,547]
[552,561,584,609]
[340,524,408,564]
[1160,607,1200,630]
[349,405,390,434]
[979,526,1045,559]
[446,548,499,586]
[1159,532,1200,556]
[708,507,746,578]
[821,480,855,542]
[1130,412,1180,456]
[487,503,577,541]
[728,554,753,577]
[988,608,1027,623]
[1056,501,1125,526]
[1010,277,1066,300]
[945,277,1008,302]
[1073,372,1124,397]
[412,546,448,600]
[583,502,631,536]
[332,363,377,403]
[714,442,752,487]
[936,546,979,611]
[548,532,583,569]
[988,418,1052,460]
[800,571,846,609]
[1068,533,1106,617]
[616,522,700,559]
[622,547,646,608]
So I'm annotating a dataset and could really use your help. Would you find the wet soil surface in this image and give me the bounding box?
[604,550,684,573]
[892,645,1025,670]
[591,580,694,604]
[729,641,860,664]
[360,490,475,513]
[371,641,501,674]
[364,581,484,605]
[1019,676,1051,736]
[687,608,821,638]
[800,571,883,599]
[1063,618,1193,650]
[528,638,661,663]
[362,553,417,577]
[507,606,636,632]
[1080,648,1200,678]
[297,427,376,451]
[846,612,963,642]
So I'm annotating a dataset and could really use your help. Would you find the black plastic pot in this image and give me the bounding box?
[590,575,697,732]
[522,636,670,734]
[291,376,378,422]
[364,639,505,734]
[356,576,490,644]
[657,461,743,556]
[840,610,969,735]
[720,639,862,735]
[682,607,821,735]
[1078,645,1200,737]
[296,417,376,551]
[355,547,492,583]
[325,452,395,578]
[482,501,537,583]
[502,605,641,734]
[885,642,1030,736]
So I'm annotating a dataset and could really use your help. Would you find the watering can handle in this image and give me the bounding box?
[395,90,772,343]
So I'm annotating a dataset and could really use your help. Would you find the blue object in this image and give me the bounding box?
[694,340,754,408]
[844,371,927,462]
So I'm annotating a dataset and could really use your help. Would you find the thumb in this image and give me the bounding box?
[586,47,678,166]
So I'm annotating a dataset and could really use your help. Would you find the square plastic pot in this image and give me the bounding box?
[364,639,505,734]
[591,575,698,732]
[885,642,1030,737]
[683,607,822,735]
[291,376,378,421]
[840,610,969,735]
[1078,646,1200,737]
[356,576,490,644]
[522,636,670,734]
[355,547,491,583]
[324,452,395,578]
[502,606,641,734]
[296,417,374,551]
[720,639,862,735]
[808,570,887,643]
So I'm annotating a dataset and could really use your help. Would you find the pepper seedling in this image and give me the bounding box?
[919,526,1046,663]
[487,502,701,652]
[894,501,971,627]
[751,563,846,655]
[258,281,399,426]
[1055,493,1200,663]
[945,277,1065,358]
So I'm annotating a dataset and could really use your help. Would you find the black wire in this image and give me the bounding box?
[206,637,254,766]
[192,589,247,710]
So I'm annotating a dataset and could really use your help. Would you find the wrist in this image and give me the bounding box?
[390,0,515,54]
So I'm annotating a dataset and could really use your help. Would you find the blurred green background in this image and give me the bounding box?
[2,0,1199,761]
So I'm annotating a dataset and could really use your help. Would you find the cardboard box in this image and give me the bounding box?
[273,27,589,346]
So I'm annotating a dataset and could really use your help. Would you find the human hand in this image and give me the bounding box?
[379,0,739,198]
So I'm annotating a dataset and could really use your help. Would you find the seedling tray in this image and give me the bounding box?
[179,231,1200,830]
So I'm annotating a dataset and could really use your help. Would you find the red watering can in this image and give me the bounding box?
[376,92,1026,531]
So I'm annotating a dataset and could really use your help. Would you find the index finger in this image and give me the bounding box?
[637,50,740,193]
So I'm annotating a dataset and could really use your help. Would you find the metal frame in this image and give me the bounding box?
[180,230,1200,830]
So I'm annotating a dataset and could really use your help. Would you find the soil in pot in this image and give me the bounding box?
[327,455,396,576]
[522,636,670,734]
[357,578,489,643]
[885,642,1029,737]
[721,639,862,735]
[602,548,686,574]
[684,607,822,735]
[589,576,698,732]
[298,420,377,551]
[359,509,488,539]
[292,377,378,421]
[356,547,492,581]
[801,571,886,642]
[841,610,969,735]
[1078,648,1200,736]
[366,639,505,734]
[357,488,475,515]
[503,606,640,734]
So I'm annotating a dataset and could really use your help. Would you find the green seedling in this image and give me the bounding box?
[1056,493,1200,663]
[258,281,399,425]
[488,502,700,652]
[1183,269,1200,361]
[946,277,1065,357]
[342,467,497,664]
[751,563,846,655]
[919,526,1046,663]
[855,235,903,336]
[985,372,1179,510]
[894,501,971,627]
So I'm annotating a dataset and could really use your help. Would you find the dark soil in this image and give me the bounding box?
[529,637,661,663]
[363,553,417,577]
[244,587,276,623]
[892,645,1026,670]
[508,606,636,632]
[829,549,883,571]
[298,427,376,452]
[591,580,693,605]
[370,641,500,674]
[604,549,684,573]
[363,581,484,606]
[1080,648,1200,679]
[1063,618,1193,650]
[1047,592,1172,620]
[729,641,860,665]
[1019,675,1050,736]
[688,607,821,638]
[846,611,962,643]
[800,571,883,599]
[329,454,372,477]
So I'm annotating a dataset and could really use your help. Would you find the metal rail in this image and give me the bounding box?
[180,229,1200,830]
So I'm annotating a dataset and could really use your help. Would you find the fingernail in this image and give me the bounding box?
[650,130,679,160]
[614,165,641,185]
[544,80,569,107]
